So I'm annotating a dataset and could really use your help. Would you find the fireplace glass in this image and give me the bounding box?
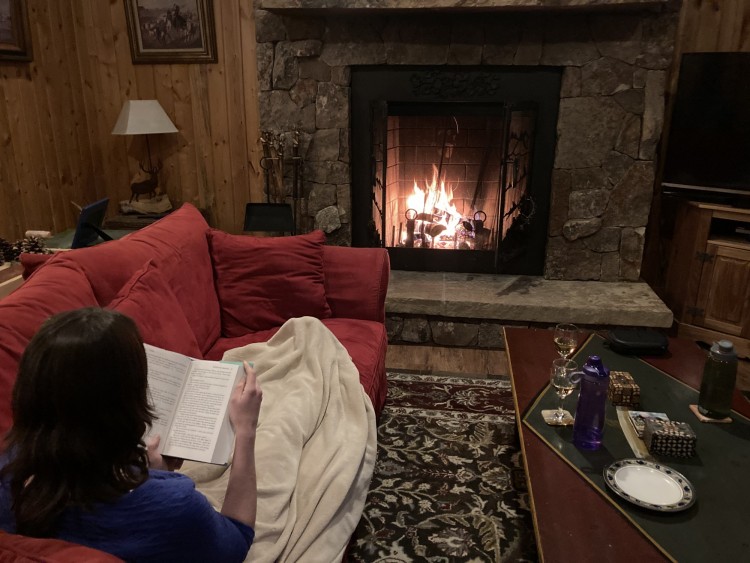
[378,104,535,261]
[351,66,561,274]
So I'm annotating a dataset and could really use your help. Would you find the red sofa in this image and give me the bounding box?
[0,203,389,561]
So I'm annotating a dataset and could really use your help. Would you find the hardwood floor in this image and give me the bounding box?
[386,344,509,377]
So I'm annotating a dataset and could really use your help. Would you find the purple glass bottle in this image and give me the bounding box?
[572,355,610,450]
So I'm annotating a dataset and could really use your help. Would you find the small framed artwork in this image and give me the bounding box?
[0,0,32,62]
[123,0,217,64]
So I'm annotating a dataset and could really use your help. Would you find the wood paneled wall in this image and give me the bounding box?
[0,0,263,242]
[676,0,750,54]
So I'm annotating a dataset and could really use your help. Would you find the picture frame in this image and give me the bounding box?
[123,0,217,64]
[0,0,32,62]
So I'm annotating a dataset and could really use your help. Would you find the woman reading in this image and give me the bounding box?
[0,308,262,562]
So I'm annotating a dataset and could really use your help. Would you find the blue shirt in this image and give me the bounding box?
[0,469,254,563]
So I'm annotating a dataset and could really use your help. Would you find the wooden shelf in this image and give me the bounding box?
[707,235,750,251]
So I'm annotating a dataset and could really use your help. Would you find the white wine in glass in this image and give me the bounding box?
[550,358,578,424]
[553,323,579,359]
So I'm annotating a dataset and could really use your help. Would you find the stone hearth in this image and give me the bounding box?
[385,272,673,348]
[255,1,678,281]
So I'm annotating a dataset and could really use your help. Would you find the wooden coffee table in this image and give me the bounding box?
[504,327,750,562]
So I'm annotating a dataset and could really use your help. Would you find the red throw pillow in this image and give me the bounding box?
[209,230,332,336]
[108,261,202,358]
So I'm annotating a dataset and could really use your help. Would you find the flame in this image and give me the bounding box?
[402,166,470,249]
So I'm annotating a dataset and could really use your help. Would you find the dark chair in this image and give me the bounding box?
[243,203,295,235]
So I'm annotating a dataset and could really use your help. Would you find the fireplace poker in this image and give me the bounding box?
[291,130,301,234]
[260,132,272,203]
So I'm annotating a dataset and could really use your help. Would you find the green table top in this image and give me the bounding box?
[523,335,750,562]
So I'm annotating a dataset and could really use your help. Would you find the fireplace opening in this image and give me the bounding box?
[351,66,562,274]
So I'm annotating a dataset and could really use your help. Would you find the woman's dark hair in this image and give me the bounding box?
[2,307,154,537]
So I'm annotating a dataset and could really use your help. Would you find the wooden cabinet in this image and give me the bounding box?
[664,202,750,356]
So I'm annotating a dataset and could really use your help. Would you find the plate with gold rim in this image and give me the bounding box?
[603,458,695,512]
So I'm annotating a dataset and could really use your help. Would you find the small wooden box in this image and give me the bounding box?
[608,371,640,407]
[643,420,697,458]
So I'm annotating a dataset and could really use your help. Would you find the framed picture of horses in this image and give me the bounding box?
[124,0,217,64]
[0,0,32,62]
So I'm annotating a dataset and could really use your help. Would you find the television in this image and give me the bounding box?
[662,53,750,206]
[71,198,113,249]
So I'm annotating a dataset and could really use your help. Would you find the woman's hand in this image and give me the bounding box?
[228,361,263,439]
[145,435,184,471]
[222,361,262,527]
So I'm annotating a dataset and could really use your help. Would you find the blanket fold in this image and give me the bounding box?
[180,316,377,563]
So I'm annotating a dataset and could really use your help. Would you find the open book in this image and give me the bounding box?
[144,344,245,465]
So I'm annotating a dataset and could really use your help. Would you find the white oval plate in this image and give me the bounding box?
[603,459,695,512]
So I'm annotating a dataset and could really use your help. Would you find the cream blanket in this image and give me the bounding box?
[180,316,377,563]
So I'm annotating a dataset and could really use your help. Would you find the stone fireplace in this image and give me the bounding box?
[255,0,678,281]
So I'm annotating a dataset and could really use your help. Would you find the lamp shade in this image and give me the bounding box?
[111,100,178,135]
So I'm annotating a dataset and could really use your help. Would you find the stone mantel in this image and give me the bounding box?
[259,0,670,13]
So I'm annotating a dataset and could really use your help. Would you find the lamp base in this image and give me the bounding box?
[120,194,173,215]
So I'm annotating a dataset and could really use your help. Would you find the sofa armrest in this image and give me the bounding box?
[322,246,390,323]
[0,531,123,562]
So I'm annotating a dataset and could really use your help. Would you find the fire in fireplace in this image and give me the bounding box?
[351,67,561,274]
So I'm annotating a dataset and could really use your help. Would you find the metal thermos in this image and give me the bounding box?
[698,340,737,419]
[572,355,610,451]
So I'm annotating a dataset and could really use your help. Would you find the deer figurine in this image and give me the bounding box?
[129,161,162,202]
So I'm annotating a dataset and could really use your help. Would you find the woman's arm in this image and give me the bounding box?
[221,361,262,527]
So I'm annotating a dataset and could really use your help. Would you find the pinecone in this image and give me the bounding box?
[0,238,14,263]
[18,236,53,256]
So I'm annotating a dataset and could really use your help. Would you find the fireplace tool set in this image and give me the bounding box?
[260,130,305,233]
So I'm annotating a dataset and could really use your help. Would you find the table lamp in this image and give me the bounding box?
[111,100,178,197]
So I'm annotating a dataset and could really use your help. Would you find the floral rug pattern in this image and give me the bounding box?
[348,372,538,562]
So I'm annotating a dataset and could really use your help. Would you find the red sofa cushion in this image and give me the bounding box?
[108,262,202,358]
[322,246,389,324]
[0,257,98,436]
[123,205,221,354]
[205,319,388,416]
[209,230,332,336]
[322,318,388,415]
[52,204,222,355]
[203,327,282,361]
[0,531,122,562]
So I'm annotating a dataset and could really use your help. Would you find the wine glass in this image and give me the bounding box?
[553,323,579,359]
[550,358,578,425]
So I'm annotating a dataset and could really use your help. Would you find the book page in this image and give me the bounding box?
[143,344,192,451]
[162,360,242,464]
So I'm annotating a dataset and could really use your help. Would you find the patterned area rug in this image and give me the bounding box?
[347,372,538,562]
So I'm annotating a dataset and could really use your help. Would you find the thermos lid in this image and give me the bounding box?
[584,355,610,378]
[711,340,737,359]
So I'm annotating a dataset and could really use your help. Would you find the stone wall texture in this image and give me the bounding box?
[255,6,678,280]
